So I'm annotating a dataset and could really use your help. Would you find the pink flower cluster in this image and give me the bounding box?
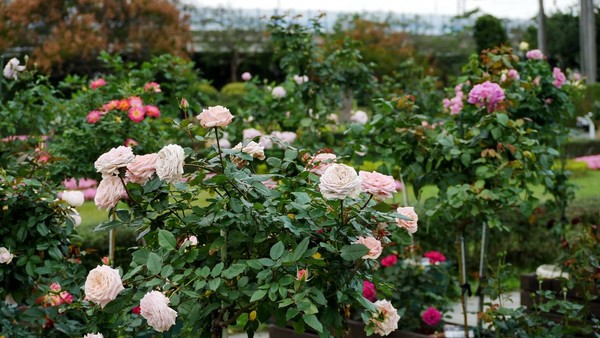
[87,96,161,125]
[423,250,446,265]
[442,84,464,115]
[63,177,98,200]
[526,49,545,60]
[553,67,566,88]
[467,81,505,112]
[37,282,74,307]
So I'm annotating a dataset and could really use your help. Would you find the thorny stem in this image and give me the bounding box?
[214,127,226,171]
[360,194,374,210]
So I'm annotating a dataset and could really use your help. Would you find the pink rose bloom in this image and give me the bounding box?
[50,282,62,292]
[422,307,442,327]
[508,69,519,80]
[369,300,401,336]
[128,106,145,123]
[359,171,396,200]
[526,49,545,60]
[467,81,505,112]
[293,74,309,85]
[87,110,102,124]
[243,128,263,140]
[271,86,286,99]
[84,333,103,338]
[270,131,297,146]
[90,78,106,90]
[553,67,566,88]
[241,72,252,81]
[0,247,14,264]
[59,291,74,304]
[83,187,97,200]
[354,236,383,260]
[424,251,446,264]
[296,269,309,282]
[94,176,126,210]
[117,99,130,111]
[231,141,266,168]
[128,96,143,108]
[126,153,158,185]
[394,180,404,192]
[124,138,139,148]
[143,82,162,92]
[140,291,178,332]
[84,265,124,308]
[102,100,119,112]
[144,105,161,118]
[258,135,273,149]
[350,110,368,124]
[396,206,418,234]
[363,280,376,301]
[380,254,398,267]
[533,76,541,86]
[196,105,234,128]
[94,146,135,176]
[308,153,337,176]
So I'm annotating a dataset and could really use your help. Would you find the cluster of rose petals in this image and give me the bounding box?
[319,163,362,200]
[350,110,368,124]
[156,144,185,184]
[3,57,26,80]
[94,176,127,210]
[90,78,107,90]
[553,67,566,88]
[526,49,544,60]
[354,236,383,260]
[396,206,418,234]
[369,300,401,336]
[94,146,135,176]
[421,307,442,326]
[380,254,398,267]
[424,250,446,264]
[197,105,234,128]
[140,291,178,332]
[363,280,376,301]
[467,81,505,112]
[359,171,397,200]
[126,153,158,185]
[231,141,266,168]
[84,265,124,308]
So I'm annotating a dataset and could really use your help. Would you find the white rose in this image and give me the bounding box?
[196,105,234,128]
[69,209,82,227]
[140,291,178,332]
[84,265,125,308]
[61,190,85,207]
[156,144,185,184]
[271,86,286,99]
[293,74,309,85]
[243,128,263,140]
[231,141,265,168]
[258,135,273,149]
[3,57,26,80]
[319,164,362,200]
[369,300,401,336]
[83,333,104,338]
[94,146,135,176]
[350,110,368,125]
[519,41,529,51]
[396,206,418,234]
[308,153,337,176]
[0,247,14,264]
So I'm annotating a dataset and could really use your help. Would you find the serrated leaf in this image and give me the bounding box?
[250,289,268,302]
[302,314,323,333]
[211,262,224,277]
[158,229,176,250]
[221,264,246,279]
[270,241,285,260]
[290,237,310,262]
[147,252,162,275]
[340,244,370,261]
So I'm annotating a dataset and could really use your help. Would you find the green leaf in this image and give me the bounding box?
[211,262,224,277]
[284,149,298,161]
[208,278,221,291]
[290,237,310,262]
[302,314,323,333]
[144,177,163,193]
[270,241,285,260]
[221,264,246,279]
[250,289,268,302]
[340,244,370,261]
[147,252,162,275]
[496,113,509,126]
[158,230,177,250]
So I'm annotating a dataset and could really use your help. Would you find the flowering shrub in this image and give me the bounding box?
[79,104,415,337]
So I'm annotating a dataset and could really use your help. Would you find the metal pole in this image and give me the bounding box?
[580,0,597,84]
[537,0,547,55]
[477,222,487,334]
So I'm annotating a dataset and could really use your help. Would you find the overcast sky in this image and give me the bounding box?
[184,0,580,19]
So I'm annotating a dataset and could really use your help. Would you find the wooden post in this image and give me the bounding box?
[580,0,597,84]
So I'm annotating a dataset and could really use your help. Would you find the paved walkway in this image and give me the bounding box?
[229,292,521,337]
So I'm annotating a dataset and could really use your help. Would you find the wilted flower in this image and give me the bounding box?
[94,176,126,210]
[3,57,26,80]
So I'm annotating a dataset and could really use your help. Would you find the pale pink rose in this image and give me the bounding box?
[84,265,124,308]
[369,299,401,336]
[508,69,519,80]
[308,153,337,176]
[69,209,82,227]
[129,96,143,107]
[319,164,362,200]
[90,78,106,90]
[258,135,273,149]
[231,141,265,168]
[156,144,185,184]
[359,171,396,200]
[3,57,26,80]
[218,138,231,149]
[144,105,161,118]
[87,110,102,124]
[185,235,198,246]
[140,291,178,332]
[61,190,85,207]
[143,82,162,92]
[354,236,383,260]
[94,176,126,210]
[327,113,339,123]
[271,86,286,99]
[262,178,278,189]
[526,49,544,60]
[126,153,158,185]
[241,72,252,81]
[270,131,297,146]
[84,333,104,338]
[293,74,309,85]
[196,105,234,128]
[396,206,418,234]
[94,146,135,176]
[296,269,309,282]
[243,128,263,140]
[0,247,14,264]
[350,110,368,125]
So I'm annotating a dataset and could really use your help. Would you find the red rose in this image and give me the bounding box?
[380,254,398,267]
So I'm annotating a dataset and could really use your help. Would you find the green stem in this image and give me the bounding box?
[214,127,226,170]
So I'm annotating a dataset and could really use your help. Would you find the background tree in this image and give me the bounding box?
[0,0,191,77]
[473,14,508,52]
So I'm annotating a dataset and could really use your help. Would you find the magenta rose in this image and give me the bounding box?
[421,307,442,327]
[380,254,398,267]
[424,251,446,265]
[363,280,376,301]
